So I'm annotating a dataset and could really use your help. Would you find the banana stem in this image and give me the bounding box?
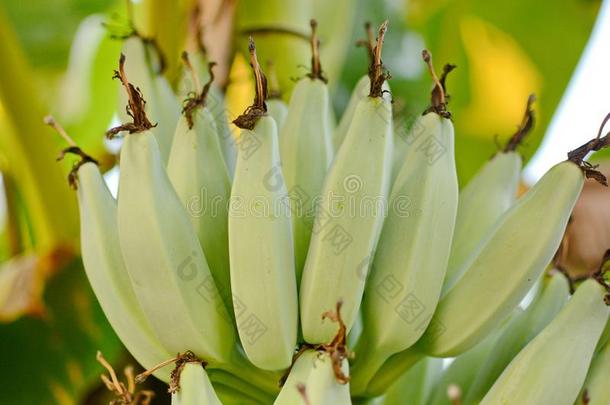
[368,21,389,98]
[307,19,326,82]
[232,38,268,130]
[503,94,536,152]
[216,348,282,395]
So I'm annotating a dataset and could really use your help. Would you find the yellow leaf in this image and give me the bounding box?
[459,16,541,139]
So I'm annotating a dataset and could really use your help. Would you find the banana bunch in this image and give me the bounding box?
[57,12,610,404]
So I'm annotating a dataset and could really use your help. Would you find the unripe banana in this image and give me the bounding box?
[335,77,391,154]
[576,336,610,405]
[334,23,389,153]
[120,36,180,164]
[111,55,234,365]
[171,362,221,405]
[481,279,610,405]
[350,50,458,393]
[274,350,351,405]
[188,52,238,178]
[152,73,182,164]
[363,130,610,395]
[267,97,289,130]
[280,20,334,278]
[229,40,298,370]
[266,61,289,130]
[380,357,443,405]
[45,117,171,382]
[300,22,393,344]
[168,59,233,314]
[442,95,535,293]
[418,159,584,358]
[334,75,368,151]
[464,270,570,405]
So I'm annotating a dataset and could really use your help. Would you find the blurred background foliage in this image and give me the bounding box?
[0,0,601,403]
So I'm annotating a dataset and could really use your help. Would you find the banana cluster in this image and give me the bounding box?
[51,18,610,405]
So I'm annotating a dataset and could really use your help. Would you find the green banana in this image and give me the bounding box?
[120,35,180,164]
[266,61,289,129]
[171,362,221,405]
[576,336,610,405]
[274,350,351,405]
[351,50,458,392]
[464,270,570,404]
[300,21,393,344]
[361,130,609,396]
[229,39,298,370]
[268,97,289,130]
[334,75,367,151]
[481,279,610,405]
[190,52,237,178]
[442,96,535,294]
[111,54,234,365]
[417,159,584,358]
[167,57,233,314]
[380,357,444,405]
[45,116,171,382]
[334,23,390,153]
[279,20,334,278]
